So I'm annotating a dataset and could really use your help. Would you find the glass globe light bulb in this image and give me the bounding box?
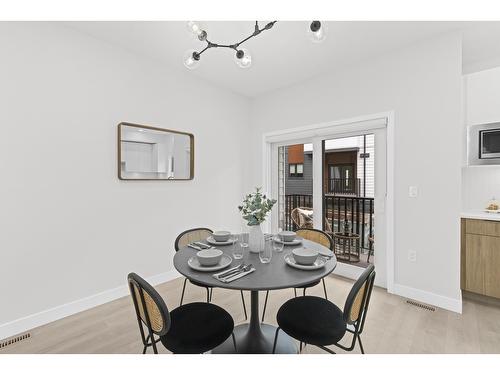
[234,48,252,69]
[308,21,327,43]
[187,21,201,35]
[183,49,200,70]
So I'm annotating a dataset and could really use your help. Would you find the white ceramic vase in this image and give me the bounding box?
[248,224,263,253]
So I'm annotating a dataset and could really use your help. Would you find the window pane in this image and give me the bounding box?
[297,164,303,174]
[289,164,296,174]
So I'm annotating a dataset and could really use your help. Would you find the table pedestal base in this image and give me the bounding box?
[212,323,297,354]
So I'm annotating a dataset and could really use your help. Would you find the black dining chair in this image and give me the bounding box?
[272,264,375,354]
[261,228,332,322]
[175,227,247,320]
[128,272,236,354]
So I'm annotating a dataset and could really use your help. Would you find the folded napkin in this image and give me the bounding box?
[213,266,256,283]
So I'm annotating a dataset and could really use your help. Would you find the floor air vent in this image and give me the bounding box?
[406,300,436,311]
[0,333,31,349]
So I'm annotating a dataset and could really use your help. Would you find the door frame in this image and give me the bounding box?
[262,111,395,292]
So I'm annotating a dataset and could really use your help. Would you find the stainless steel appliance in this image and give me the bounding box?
[468,122,500,165]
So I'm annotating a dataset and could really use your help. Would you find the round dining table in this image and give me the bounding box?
[173,237,337,354]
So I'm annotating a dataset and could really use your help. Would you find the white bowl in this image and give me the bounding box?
[292,247,319,265]
[280,231,296,242]
[196,249,223,266]
[212,231,231,242]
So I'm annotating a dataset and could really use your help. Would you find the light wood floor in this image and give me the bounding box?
[2,275,500,354]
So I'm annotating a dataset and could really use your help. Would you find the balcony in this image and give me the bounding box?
[326,178,360,196]
[283,194,374,252]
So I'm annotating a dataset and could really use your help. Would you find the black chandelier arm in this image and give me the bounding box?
[195,20,277,56]
[234,21,277,48]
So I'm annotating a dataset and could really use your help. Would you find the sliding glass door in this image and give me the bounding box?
[270,125,387,285]
[321,133,375,268]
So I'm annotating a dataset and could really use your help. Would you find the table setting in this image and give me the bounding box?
[183,229,333,278]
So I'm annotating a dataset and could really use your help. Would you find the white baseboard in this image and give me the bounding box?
[393,283,462,313]
[0,269,181,340]
[333,265,462,313]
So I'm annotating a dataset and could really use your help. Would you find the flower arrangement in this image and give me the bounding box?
[238,187,277,226]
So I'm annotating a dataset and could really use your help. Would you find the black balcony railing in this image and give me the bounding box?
[327,178,360,196]
[284,194,374,250]
[283,194,313,232]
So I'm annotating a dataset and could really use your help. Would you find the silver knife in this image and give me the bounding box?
[194,242,211,249]
[188,243,202,251]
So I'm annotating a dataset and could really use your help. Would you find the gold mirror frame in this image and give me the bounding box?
[117,122,194,180]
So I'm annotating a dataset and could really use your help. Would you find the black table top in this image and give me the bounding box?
[173,239,337,291]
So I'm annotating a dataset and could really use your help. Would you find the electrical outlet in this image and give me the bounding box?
[408,250,417,262]
[409,186,418,198]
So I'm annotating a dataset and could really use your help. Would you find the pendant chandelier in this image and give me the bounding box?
[184,21,327,70]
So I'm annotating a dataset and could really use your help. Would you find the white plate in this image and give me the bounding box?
[273,236,303,246]
[284,253,326,270]
[207,236,236,246]
[188,254,232,272]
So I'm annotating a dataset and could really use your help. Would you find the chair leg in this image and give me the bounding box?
[206,288,211,303]
[209,287,213,302]
[299,341,303,353]
[303,288,306,296]
[294,288,297,297]
[151,337,158,354]
[231,332,238,352]
[240,290,247,320]
[180,278,188,306]
[261,291,269,322]
[272,327,281,354]
[142,334,150,354]
[144,333,158,354]
[322,278,328,300]
[357,335,365,354]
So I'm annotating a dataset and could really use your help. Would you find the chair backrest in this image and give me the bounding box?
[128,273,171,336]
[343,264,376,328]
[174,227,213,251]
[296,228,333,250]
[291,207,314,229]
[291,208,333,234]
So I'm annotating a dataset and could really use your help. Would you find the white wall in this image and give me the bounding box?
[0,22,249,336]
[248,33,463,311]
[462,67,500,210]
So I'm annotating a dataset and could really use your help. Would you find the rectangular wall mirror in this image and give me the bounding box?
[118,122,194,180]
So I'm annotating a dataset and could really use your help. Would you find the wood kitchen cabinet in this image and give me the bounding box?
[461,218,500,299]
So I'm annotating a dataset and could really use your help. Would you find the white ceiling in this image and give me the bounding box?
[65,21,500,97]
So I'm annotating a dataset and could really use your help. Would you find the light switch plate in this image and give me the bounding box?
[409,186,418,198]
[408,250,417,262]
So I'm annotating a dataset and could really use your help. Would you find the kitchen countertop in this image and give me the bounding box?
[461,210,500,221]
